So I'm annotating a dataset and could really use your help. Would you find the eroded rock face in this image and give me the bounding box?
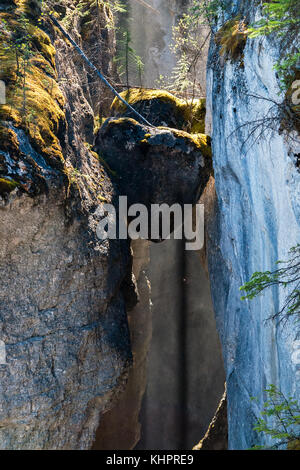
[0,1,213,449]
[0,1,134,449]
[96,118,212,210]
[93,240,152,450]
[0,189,132,449]
[206,2,300,450]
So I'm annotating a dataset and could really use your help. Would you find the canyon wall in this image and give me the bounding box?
[93,240,152,450]
[0,0,222,449]
[119,1,225,449]
[4,0,298,451]
[0,0,135,449]
[206,2,300,449]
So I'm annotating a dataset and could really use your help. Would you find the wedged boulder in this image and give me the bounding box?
[110,89,206,133]
[95,117,213,210]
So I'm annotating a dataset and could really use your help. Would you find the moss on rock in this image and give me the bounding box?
[0,2,65,169]
[287,439,300,450]
[79,0,114,41]
[0,176,19,195]
[162,128,212,160]
[111,88,206,133]
[94,115,109,135]
[215,17,248,61]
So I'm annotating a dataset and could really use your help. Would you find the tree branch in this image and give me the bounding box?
[48,14,154,128]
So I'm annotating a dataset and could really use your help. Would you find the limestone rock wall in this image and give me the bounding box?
[0,189,132,449]
[206,2,300,449]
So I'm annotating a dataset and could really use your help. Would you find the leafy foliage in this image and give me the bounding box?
[156,1,216,106]
[0,9,35,117]
[189,0,227,29]
[252,385,300,450]
[248,0,300,90]
[105,0,127,14]
[248,0,299,38]
[189,1,299,91]
[240,245,300,321]
[165,13,209,98]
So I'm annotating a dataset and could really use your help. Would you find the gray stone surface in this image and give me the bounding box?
[0,0,214,449]
[0,189,132,449]
[122,0,208,91]
[206,3,300,450]
[93,240,152,450]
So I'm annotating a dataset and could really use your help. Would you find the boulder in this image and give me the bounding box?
[110,89,206,133]
[95,117,213,210]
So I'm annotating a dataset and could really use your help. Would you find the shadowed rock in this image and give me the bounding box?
[95,117,213,210]
[194,388,228,450]
[0,3,135,450]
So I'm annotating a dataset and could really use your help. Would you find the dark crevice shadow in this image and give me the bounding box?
[135,238,225,450]
[179,237,188,450]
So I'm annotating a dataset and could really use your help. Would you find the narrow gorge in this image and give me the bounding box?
[0,0,299,451]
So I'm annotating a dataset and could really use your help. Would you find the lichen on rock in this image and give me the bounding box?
[0,176,19,194]
[0,0,136,450]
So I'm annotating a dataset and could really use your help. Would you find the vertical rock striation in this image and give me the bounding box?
[206,2,300,449]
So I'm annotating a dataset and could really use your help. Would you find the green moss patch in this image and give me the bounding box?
[111,88,206,133]
[0,2,66,166]
[0,177,19,194]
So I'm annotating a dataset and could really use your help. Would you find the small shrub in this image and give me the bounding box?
[240,245,300,322]
[248,0,300,91]
[252,385,300,450]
